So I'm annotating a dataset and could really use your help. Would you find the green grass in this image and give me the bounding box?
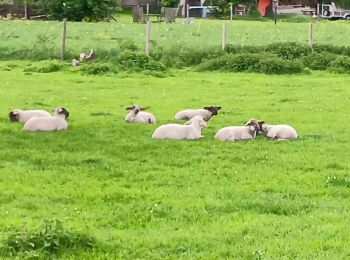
[0,60,349,258]
[1,18,350,60]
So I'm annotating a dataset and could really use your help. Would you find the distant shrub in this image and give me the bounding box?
[0,219,96,257]
[301,51,338,70]
[265,42,309,60]
[81,63,116,75]
[198,53,303,74]
[329,56,350,73]
[39,0,118,21]
[119,39,139,52]
[23,60,64,73]
[118,50,166,71]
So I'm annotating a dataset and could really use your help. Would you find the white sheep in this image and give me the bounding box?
[174,106,222,122]
[8,109,51,123]
[125,105,156,124]
[261,122,298,140]
[214,120,259,141]
[23,107,69,132]
[152,115,207,140]
[247,119,298,140]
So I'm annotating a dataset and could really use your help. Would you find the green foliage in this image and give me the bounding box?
[81,63,116,75]
[301,52,337,71]
[265,42,310,60]
[118,50,167,71]
[38,0,118,21]
[329,55,350,73]
[23,60,64,73]
[0,219,96,257]
[198,53,304,74]
[160,0,180,7]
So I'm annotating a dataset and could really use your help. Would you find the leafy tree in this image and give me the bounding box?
[38,0,118,21]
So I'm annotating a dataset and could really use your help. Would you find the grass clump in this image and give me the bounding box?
[198,53,303,74]
[0,219,96,258]
[301,51,337,70]
[329,56,350,73]
[23,60,64,73]
[81,63,117,75]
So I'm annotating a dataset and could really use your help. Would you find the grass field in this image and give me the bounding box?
[0,60,350,258]
[1,18,350,59]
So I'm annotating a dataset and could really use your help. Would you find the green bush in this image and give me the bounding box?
[118,50,166,71]
[23,60,64,73]
[0,219,96,257]
[329,56,350,73]
[265,42,309,60]
[81,63,116,75]
[301,51,338,70]
[39,0,118,21]
[198,53,303,74]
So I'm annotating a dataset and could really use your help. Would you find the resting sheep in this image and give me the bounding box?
[251,119,298,140]
[174,106,222,122]
[23,107,69,132]
[214,120,259,141]
[125,105,156,124]
[152,115,207,140]
[9,109,51,123]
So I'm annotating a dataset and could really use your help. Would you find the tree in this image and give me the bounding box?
[38,0,118,21]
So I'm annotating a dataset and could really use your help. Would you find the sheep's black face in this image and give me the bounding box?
[58,107,70,119]
[134,108,140,115]
[9,111,19,122]
[204,106,222,116]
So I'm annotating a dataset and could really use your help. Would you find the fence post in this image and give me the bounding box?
[316,3,320,22]
[145,21,151,56]
[60,18,67,61]
[146,4,149,20]
[222,22,227,51]
[308,22,313,50]
[24,1,28,19]
[230,3,233,21]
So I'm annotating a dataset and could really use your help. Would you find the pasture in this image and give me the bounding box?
[0,59,350,258]
[1,18,350,60]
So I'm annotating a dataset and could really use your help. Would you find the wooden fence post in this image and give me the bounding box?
[230,3,233,21]
[222,22,227,50]
[146,4,149,21]
[24,1,28,19]
[316,3,320,22]
[308,22,313,50]
[145,21,151,56]
[60,18,67,61]
[187,4,189,23]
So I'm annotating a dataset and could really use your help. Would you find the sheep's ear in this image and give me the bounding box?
[11,111,18,115]
[203,106,211,110]
[245,120,252,126]
[125,106,133,110]
[259,120,265,124]
[216,106,222,110]
[140,107,146,111]
[58,108,63,113]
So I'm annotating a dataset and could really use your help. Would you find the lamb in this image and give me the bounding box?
[125,105,156,124]
[252,119,298,140]
[214,120,260,141]
[152,115,207,140]
[23,107,69,132]
[8,109,51,123]
[174,106,222,122]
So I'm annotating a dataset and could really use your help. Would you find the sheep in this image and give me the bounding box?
[251,119,298,140]
[125,105,156,124]
[214,120,260,141]
[8,109,51,123]
[174,106,222,122]
[23,107,69,132]
[79,49,95,62]
[71,59,80,66]
[152,115,207,140]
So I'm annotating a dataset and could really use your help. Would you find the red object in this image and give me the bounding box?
[257,0,270,16]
